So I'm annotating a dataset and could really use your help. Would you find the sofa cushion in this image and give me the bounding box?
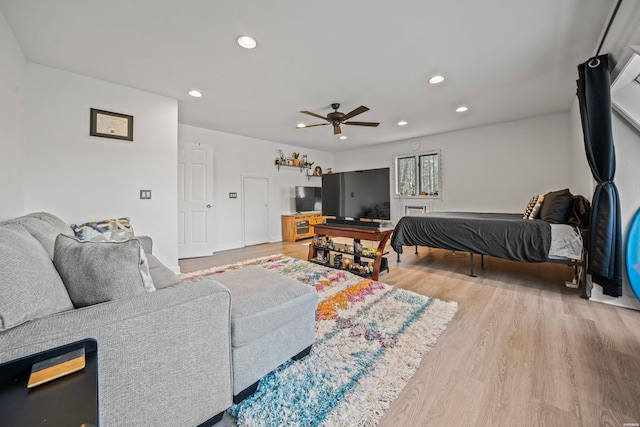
[24,212,74,236]
[147,254,181,289]
[213,266,318,347]
[0,223,74,331]
[14,216,63,260]
[54,235,155,308]
[71,217,134,242]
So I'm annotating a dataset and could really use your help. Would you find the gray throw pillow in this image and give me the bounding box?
[0,224,74,331]
[54,234,155,308]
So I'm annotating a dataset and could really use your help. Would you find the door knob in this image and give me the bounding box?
[207,204,212,208]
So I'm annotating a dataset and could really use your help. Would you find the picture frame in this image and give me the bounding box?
[90,108,134,141]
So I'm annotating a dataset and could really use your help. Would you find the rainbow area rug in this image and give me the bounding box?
[181,255,458,426]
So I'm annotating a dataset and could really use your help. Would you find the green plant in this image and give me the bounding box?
[292,152,300,159]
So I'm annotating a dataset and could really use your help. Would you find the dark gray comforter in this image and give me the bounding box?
[391,212,552,262]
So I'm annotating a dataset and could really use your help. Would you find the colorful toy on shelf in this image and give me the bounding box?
[362,247,376,257]
[334,254,343,268]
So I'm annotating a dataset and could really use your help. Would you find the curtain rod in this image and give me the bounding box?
[590,0,624,66]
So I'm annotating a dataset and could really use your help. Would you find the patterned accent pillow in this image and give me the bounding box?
[523,195,545,220]
[71,217,134,242]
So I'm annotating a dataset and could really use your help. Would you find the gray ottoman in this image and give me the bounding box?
[213,266,318,402]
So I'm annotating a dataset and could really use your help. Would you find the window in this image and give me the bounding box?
[393,150,441,197]
[611,51,640,133]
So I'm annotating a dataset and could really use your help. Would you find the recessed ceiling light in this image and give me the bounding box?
[428,75,445,84]
[339,135,347,140]
[188,90,202,98]
[237,35,257,49]
[397,120,408,126]
[456,106,469,113]
[296,123,306,128]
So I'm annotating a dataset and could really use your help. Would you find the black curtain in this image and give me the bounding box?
[576,54,623,297]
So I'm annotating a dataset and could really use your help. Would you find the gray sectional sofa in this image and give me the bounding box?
[0,212,233,426]
[0,212,319,426]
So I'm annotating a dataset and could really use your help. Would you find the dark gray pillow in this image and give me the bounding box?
[539,188,574,224]
[0,224,73,331]
[54,234,154,308]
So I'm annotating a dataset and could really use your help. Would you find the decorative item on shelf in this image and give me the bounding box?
[326,168,333,174]
[292,152,300,166]
[334,254,343,268]
[362,247,376,257]
[314,166,323,176]
[316,249,326,262]
[343,258,351,269]
[354,242,363,254]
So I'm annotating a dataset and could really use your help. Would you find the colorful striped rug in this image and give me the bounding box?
[182,255,458,426]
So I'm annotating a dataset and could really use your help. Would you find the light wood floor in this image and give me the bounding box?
[180,241,640,427]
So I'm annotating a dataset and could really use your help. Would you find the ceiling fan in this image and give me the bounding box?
[298,103,379,135]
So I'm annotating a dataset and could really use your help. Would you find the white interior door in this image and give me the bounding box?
[243,176,269,246]
[178,143,215,258]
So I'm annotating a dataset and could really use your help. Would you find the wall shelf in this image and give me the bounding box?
[275,159,311,173]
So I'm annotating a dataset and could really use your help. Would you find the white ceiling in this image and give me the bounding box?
[0,0,615,152]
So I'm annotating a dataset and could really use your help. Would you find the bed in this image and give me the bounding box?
[391,211,588,296]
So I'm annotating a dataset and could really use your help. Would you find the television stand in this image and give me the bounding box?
[308,223,393,280]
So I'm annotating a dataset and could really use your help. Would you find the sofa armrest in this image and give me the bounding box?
[0,278,232,427]
[133,235,153,254]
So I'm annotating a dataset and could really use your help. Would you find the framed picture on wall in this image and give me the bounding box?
[90,108,134,141]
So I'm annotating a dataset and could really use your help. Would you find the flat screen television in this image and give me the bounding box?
[321,167,390,222]
[295,186,322,212]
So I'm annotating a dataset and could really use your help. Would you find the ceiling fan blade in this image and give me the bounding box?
[300,111,329,121]
[333,124,342,135]
[297,123,329,128]
[344,121,380,127]
[341,105,369,121]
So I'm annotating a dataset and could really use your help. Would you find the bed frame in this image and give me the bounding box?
[391,213,590,299]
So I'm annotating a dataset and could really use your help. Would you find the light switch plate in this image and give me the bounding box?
[140,190,152,199]
[229,192,238,198]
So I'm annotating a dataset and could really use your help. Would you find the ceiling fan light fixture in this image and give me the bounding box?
[188,90,203,98]
[456,106,469,113]
[339,135,347,140]
[296,123,306,128]
[428,75,445,84]
[397,120,408,126]
[237,35,257,49]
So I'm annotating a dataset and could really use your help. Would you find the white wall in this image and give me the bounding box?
[178,124,333,251]
[334,113,584,224]
[23,64,180,270]
[0,10,26,219]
